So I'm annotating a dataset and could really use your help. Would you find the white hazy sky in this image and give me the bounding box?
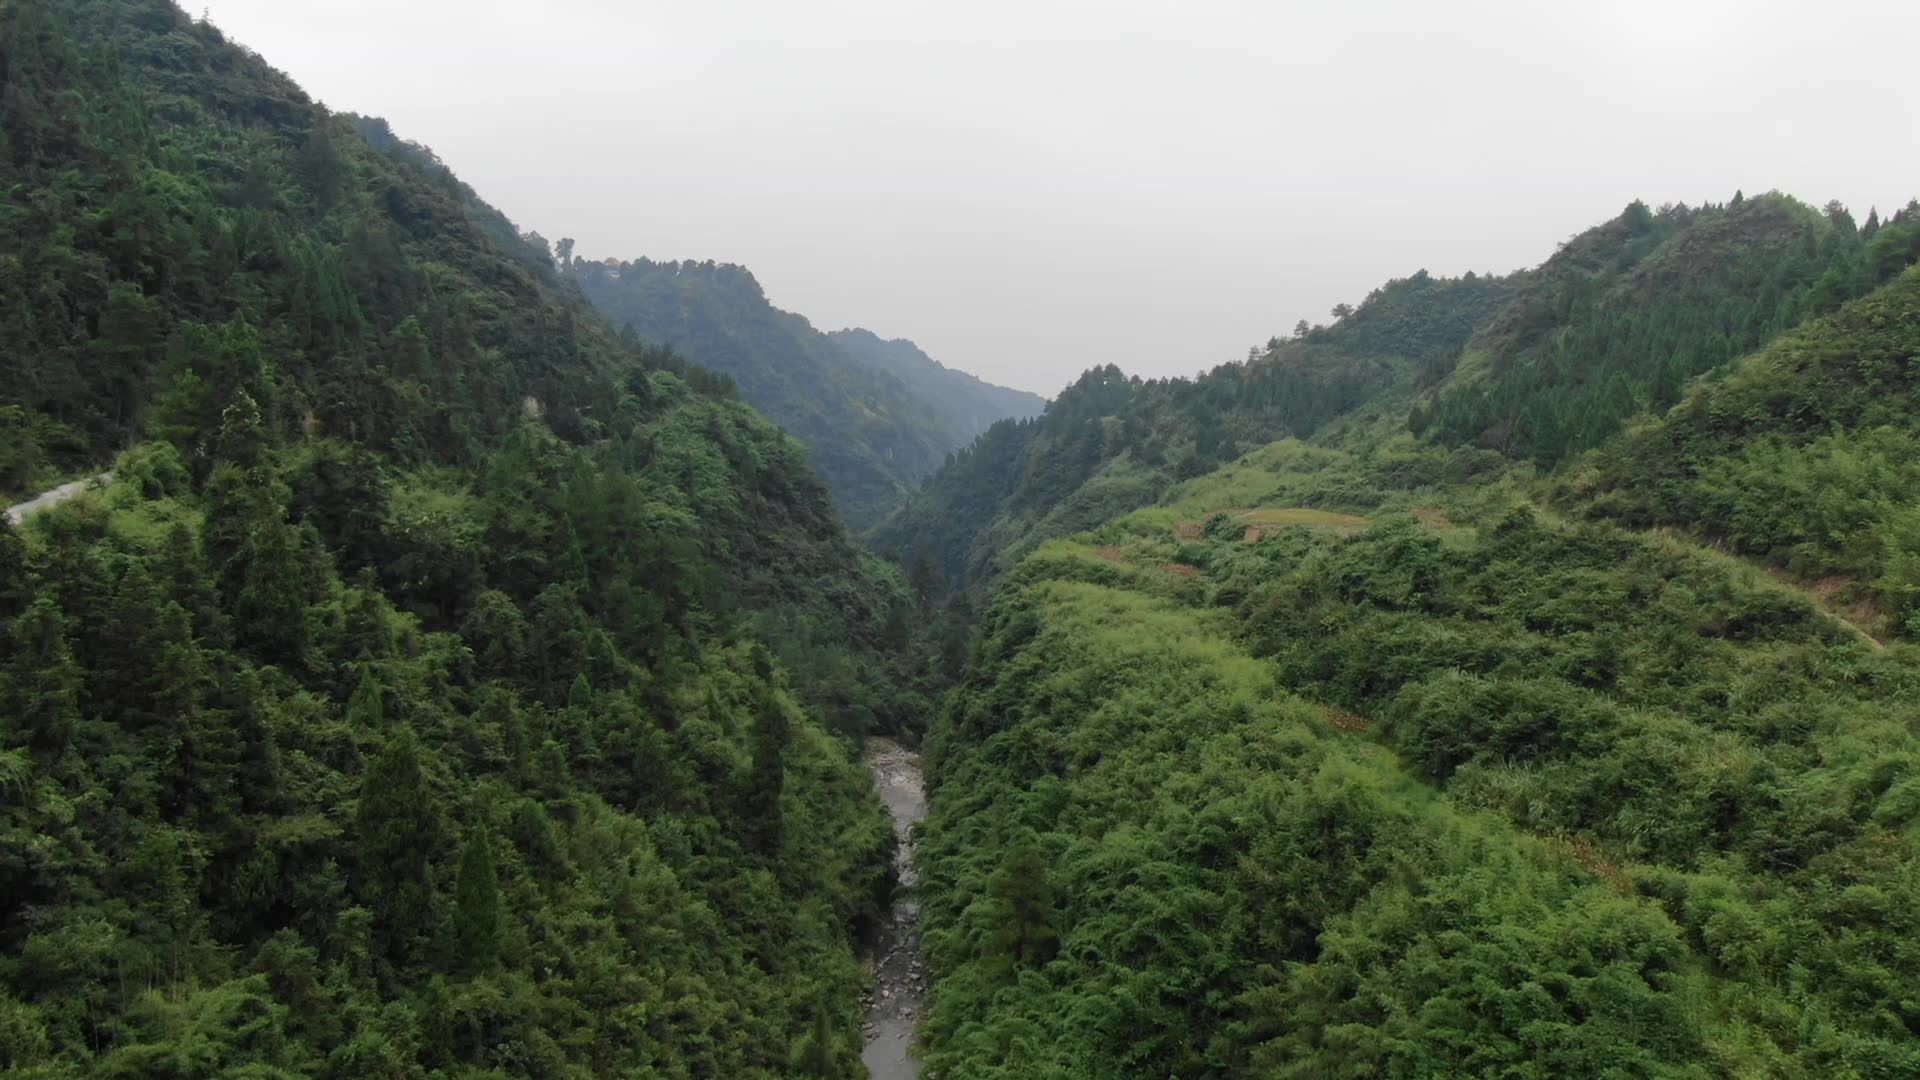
[205,0,1919,396]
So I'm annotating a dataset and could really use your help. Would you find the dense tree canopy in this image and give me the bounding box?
[915,440,1920,1076]
[0,2,921,1075]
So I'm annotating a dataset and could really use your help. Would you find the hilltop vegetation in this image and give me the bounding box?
[1415,194,1920,465]
[881,194,1920,602]
[0,1,919,1075]
[566,258,1040,529]
[1568,264,1920,638]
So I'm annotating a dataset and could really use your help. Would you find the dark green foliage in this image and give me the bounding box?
[979,844,1057,977]
[353,726,446,962]
[3,597,81,750]
[447,828,500,974]
[0,2,905,1075]
[744,650,790,857]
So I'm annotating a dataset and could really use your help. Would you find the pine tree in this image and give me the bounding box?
[449,829,500,975]
[354,726,446,964]
[789,998,847,1079]
[907,546,943,608]
[235,509,312,666]
[0,518,26,620]
[159,520,224,644]
[3,599,81,751]
[984,843,1058,976]
[346,665,384,729]
[744,649,788,857]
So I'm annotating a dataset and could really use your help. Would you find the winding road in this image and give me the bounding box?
[4,473,110,526]
[862,738,928,1080]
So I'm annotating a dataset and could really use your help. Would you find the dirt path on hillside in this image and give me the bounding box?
[4,473,110,526]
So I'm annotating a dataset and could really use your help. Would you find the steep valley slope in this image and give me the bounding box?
[903,200,1920,1077]
[0,2,920,1075]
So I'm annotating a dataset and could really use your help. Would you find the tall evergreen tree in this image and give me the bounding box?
[3,599,81,752]
[744,649,789,857]
[448,828,500,975]
[353,726,446,964]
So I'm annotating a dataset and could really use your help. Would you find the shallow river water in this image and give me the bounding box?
[861,738,927,1080]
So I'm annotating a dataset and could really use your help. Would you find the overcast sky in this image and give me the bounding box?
[205,0,1919,397]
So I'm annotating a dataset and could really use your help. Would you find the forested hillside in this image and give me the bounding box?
[9,0,1920,1074]
[566,258,1039,530]
[918,444,1920,1076]
[1568,264,1920,639]
[881,195,1920,596]
[0,1,920,1075]
[872,269,1518,586]
[906,194,1920,1075]
[827,328,1044,444]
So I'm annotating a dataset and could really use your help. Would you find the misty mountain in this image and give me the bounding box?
[828,327,1045,444]
[565,257,1039,529]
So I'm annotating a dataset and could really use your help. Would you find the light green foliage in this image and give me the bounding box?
[914,432,1920,1073]
[895,206,1920,1071]
[916,554,1723,1077]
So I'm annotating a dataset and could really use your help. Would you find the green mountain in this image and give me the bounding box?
[0,1,930,1075]
[828,328,1045,444]
[870,268,1518,586]
[565,257,1038,530]
[904,196,1920,1076]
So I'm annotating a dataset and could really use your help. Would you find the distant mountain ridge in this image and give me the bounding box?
[566,257,1039,529]
[828,328,1045,445]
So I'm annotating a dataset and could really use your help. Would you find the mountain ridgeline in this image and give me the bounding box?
[878,194,1920,596]
[828,327,1046,445]
[871,267,1520,586]
[564,256,1042,530]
